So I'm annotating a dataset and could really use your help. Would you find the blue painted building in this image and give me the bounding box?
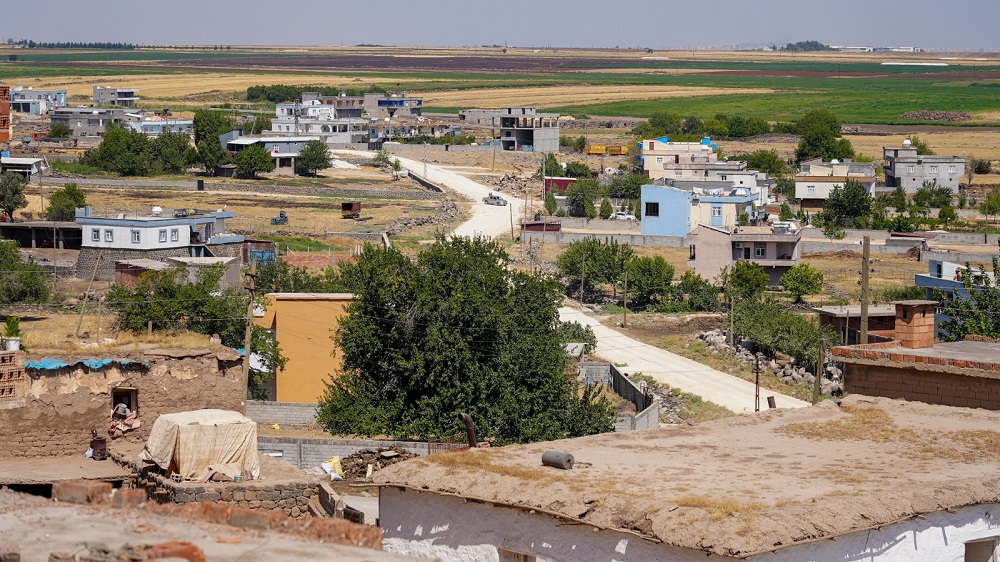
[914,258,994,335]
[640,181,758,238]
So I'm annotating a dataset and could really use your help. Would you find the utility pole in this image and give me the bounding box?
[241,260,257,414]
[754,355,761,412]
[812,338,824,405]
[860,235,871,344]
[423,141,427,178]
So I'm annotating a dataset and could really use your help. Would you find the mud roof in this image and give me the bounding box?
[375,395,1000,558]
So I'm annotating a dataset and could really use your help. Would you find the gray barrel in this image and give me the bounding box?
[541,450,574,470]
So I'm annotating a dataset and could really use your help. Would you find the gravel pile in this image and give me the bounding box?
[341,447,418,479]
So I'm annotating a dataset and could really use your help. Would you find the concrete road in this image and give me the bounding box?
[559,306,811,413]
[391,155,525,240]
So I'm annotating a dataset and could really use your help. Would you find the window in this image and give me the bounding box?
[104,229,114,243]
[689,244,696,260]
[131,230,141,244]
[949,165,957,174]
[499,549,536,562]
[170,229,179,242]
[91,229,100,242]
[807,185,816,195]
[755,243,766,258]
[711,206,722,217]
[159,229,167,243]
[929,165,938,173]
[655,157,663,164]
[907,166,915,174]
[645,202,660,217]
[111,387,138,415]
[675,170,683,177]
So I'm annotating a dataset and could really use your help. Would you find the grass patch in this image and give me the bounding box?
[50,160,110,176]
[667,388,736,423]
[783,405,914,443]
[676,494,765,524]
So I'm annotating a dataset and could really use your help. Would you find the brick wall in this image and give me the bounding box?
[845,363,1000,410]
[246,401,318,426]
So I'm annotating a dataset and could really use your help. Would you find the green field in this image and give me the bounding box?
[2,51,999,125]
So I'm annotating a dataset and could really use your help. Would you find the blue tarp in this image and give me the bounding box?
[26,358,147,371]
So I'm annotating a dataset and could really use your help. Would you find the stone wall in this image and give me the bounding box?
[2,349,244,457]
[76,246,190,280]
[123,454,318,519]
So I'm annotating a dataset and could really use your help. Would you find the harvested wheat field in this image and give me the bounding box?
[29,72,432,104]
[722,131,1000,163]
[421,85,775,109]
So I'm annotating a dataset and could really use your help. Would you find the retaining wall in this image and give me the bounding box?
[557,217,641,233]
[615,401,661,432]
[257,436,464,469]
[922,250,1000,264]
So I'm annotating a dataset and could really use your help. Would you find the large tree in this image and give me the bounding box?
[316,236,614,443]
[720,260,770,301]
[823,179,872,227]
[233,145,275,178]
[297,140,332,176]
[938,258,1000,342]
[794,110,854,163]
[780,263,825,303]
[0,240,50,304]
[46,183,87,221]
[151,130,192,173]
[0,172,28,221]
[625,256,675,308]
[743,149,787,177]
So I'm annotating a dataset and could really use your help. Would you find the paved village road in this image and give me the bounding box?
[391,155,525,240]
[559,306,811,413]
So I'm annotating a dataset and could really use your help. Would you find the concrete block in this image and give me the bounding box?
[318,482,341,516]
[227,507,269,529]
[52,480,113,505]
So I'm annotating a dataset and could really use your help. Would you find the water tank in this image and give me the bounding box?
[151,206,163,216]
[903,139,912,147]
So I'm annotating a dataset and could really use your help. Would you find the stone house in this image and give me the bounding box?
[686,222,802,284]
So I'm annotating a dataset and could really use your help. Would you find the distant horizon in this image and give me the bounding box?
[3,0,997,52]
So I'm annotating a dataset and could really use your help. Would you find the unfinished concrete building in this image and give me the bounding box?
[458,107,560,152]
[93,85,140,108]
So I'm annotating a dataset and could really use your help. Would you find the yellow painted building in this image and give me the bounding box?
[254,293,354,403]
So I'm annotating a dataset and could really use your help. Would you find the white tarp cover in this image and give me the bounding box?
[139,409,260,479]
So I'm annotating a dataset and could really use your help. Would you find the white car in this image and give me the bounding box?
[483,195,508,206]
[612,212,637,221]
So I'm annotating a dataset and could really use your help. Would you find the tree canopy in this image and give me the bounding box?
[780,264,825,303]
[0,240,50,304]
[721,261,770,301]
[626,256,675,308]
[297,140,332,176]
[938,259,1000,342]
[46,183,87,221]
[822,179,872,228]
[742,149,787,177]
[316,236,614,444]
[234,145,275,178]
[556,237,633,300]
[794,110,854,163]
[0,172,28,220]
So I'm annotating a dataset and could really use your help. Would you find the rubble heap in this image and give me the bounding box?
[695,329,844,396]
[385,200,460,236]
[899,110,972,122]
[341,447,418,479]
[476,174,535,195]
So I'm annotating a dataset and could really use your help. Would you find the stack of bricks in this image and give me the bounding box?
[0,84,10,143]
[894,301,936,349]
[0,351,25,403]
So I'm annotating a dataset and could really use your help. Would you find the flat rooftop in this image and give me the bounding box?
[376,395,1000,558]
[836,338,1000,372]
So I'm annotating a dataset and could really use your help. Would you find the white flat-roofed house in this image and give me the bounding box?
[75,207,244,281]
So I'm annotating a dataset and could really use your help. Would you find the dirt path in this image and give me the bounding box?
[559,305,810,413]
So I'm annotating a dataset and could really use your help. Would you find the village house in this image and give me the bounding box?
[125,118,194,137]
[253,293,354,403]
[686,221,802,284]
[794,157,877,212]
[640,180,758,238]
[458,107,560,152]
[92,85,140,108]
[49,107,138,137]
[884,140,966,192]
[814,303,898,345]
[9,87,68,114]
[0,155,47,179]
[375,392,1000,561]
[835,300,1000,411]
[224,135,312,174]
[640,136,772,205]
[75,206,244,281]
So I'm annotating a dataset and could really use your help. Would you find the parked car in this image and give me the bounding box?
[611,212,637,221]
[483,194,508,206]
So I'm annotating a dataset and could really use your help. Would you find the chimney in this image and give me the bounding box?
[893,300,937,349]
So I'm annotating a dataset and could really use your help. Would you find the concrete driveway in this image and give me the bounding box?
[559,306,811,413]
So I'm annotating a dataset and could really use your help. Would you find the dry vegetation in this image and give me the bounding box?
[18,311,225,353]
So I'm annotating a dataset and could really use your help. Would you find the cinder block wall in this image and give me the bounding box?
[246,401,319,426]
[845,364,1000,410]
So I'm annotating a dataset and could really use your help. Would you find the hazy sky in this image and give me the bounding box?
[4,0,998,52]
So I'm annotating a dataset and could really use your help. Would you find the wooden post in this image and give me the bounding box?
[241,261,257,413]
[147,320,153,335]
[812,338,824,405]
[509,202,515,241]
[860,236,871,344]
[96,298,103,342]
